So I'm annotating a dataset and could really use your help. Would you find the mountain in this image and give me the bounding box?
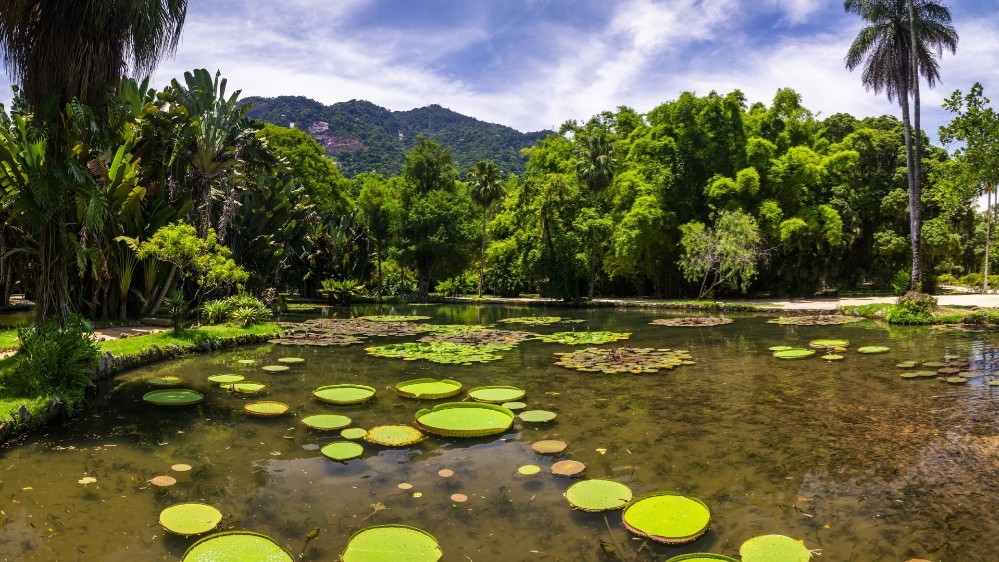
[244,96,551,178]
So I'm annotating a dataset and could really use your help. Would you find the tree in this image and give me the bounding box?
[940,83,999,292]
[679,210,762,299]
[0,0,187,324]
[258,123,351,218]
[356,173,395,300]
[467,161,504,297]
[574,129,617,196]
[844,0,958,291]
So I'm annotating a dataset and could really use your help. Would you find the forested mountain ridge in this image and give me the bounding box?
[243,95,550,177]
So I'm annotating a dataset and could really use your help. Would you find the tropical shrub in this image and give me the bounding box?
[321,278,361,305]
[230,305,272,327]
[958,273,982,287]
[886,291,938,325]
[937,273,957,285]
[201,299,230,324]
[435,273,476,297]
[163,289,189,333]
[891,269,911,295]
[9,316,99,407]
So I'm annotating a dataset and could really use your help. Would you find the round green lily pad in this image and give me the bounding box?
[519,410,557,423]
[223,381,266,395]
[858,346,890,354]
[262,365,290,373]
[276,357,304,364]
[768,345,794,352]
[159,503,223,536]
[518,464,542,475]
[651,317,733,327]
[809,339,848,348]
[565,479,633,512]
[739,534,810,562]
[666,552,739,562]
[914,370,938,378]
[821,354,844,361]
[208,374,245,384]
[341,427,368,439]
[945,376,967,384]
[243,401,289,417]
[622,492,711,545]
[552,460,586,476]
[313,384,376,405]
[900,372,921,379]
[341,525,442,562]
[143,389,204,406]
[236,359,256,366]
[415,402,515,437]
[502,401,526,410]
[896,362,917,369]
[395,378,462,399]
[148,375,184,387]
[772,348,815,359]
[182,530,293,562]
[923,361,945,367]
[358,315,431,322]
[302,414,351,431]
[366,341,502,364]
[532,439,567,454]
[364,425,426,447]
[540,331,631,345]
[320,441,364,461]
[467,385,526,403]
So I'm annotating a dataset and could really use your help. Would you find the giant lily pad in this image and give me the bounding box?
[467,385,525,403]
[858,346,890,354]
[519,410,557,423]
[739,534,810,562]
[262,365,290,373]
[302,414,351,430]
[420,327,535,349]
[664,555,739,562]
[341,525,442,562]
[551,460,586,476]
[320,441,364,461]
[159,503,223,536]
[223,381,266,395]
[143,389,204,406]
[182,530,293,562]
[556,347,694,374]
[395,378,463,399]
[243,401,289,417]
[415,402,515,437]
[565,479,633,512]
[358,315,431,322]
[497,316,565,325]
[208,374,245,384]
[364,425,426,447]
[313,384,376,404]
[809,339,849,348]
[540,331,631,345]
[622,492,711,545]
[532,439,567,454]
[341,427,368,439]
[768,345,794,352]
[366,342,502,364]
[272,318,433,347]
[650,317,733,327]
[769,315,863,326]
[772,348,815,360]
[276,357,304,364]
[148,375,184,387]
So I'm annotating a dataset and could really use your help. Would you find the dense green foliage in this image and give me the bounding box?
[8,316,98,406]
[244,96,549,177]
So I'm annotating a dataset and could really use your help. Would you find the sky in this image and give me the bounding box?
[6,1,999,144]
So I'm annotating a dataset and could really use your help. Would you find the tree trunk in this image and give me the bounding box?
[147,264,178,317]
[478,214,487,298]
[908,0,923,292]
[588,253,596,300]
[898,71,918,293]
[417,267,432,298]
[989,188,995,293]
[376,240,383,302]
[35,219,72,326]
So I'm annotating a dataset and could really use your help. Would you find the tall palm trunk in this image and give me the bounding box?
[985,185,992,293]
[897,58,919,294]
[478,213,487,298]
[908,0,923,291]
[36,219,72,325]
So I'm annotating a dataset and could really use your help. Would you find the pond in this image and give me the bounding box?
[1,305,998,561]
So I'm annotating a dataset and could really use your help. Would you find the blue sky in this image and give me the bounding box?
[8,1,999,143]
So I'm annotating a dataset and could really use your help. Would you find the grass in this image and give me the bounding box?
[0,322,281,429]
[0,328,18,350]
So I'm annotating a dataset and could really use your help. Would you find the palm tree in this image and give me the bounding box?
[844,0,957,292]
[468,161,504,298]
[0,0,187,324]
[574,130,617,196]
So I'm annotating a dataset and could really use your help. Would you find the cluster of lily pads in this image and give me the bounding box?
[770,339,889,361]
[418,326,537,349]
[271,317,433,347]
[496,315,585,325]
[650,316,733,327]
[539,331,631,345]
[768,314,864,326]
[365,341,504,364]
[897,356,999,385]
[555,347,695,373]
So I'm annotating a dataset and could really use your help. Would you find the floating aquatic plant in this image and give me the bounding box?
[768,345,794,352]
[261,365,289,373]
[531,440,567,454]
[313,384,376,405]
[821,354,844,361]
[650,317,733,327]
[419,327,535,349]
[182,531,292,562]
[502,401,526,410]
[497,316,583,325]
[394,378,463,400]
[551,460,585,477]
[540,331,631,345]
[149,475,177,487]
[467,385,525,403]
[857,346,889,354]
[415,402,515,437]
[555,347,694,374]
[622,492,711,545]
[243,401,289,417]
[809,339,849,348]
[272,318,433,347]
[738,534,810,562]
[207,374,244,384]
[341,525,442,562]
[663,555,738,562]
[357,315,431,322]
[564,479,633,512]
[148,376,184,387]
[223,381,266,395]
[320,442,364,461]
[276,357,304,364]
[772,348,815,360]
[341,428,368,440]
[143,389,204,406]
[364,425,426,447]
[366,342,503,364]
[518,464,542,475]
[519,410,557,423]
[769,315,863,326]
[159,503,222,536]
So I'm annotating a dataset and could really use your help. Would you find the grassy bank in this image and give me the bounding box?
[838,303,999,327]
[0,323,281,429]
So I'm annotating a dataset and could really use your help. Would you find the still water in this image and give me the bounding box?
[1,306,997,561]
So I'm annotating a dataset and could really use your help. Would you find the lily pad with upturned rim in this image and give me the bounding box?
[244,401,289,417]
[341,427,368,439]
[223,381,266,395]
[236,359,257,366]
[302,414,351,431]
[532,439,567,454]
[772,348,815,360]
[519,410,557,423]
[768,345,794,352]
[340,524,442,562]
[622,492,711,545]
[551,460,586,477]
[395,378,463,399]
[502,401,526,410]
[208,374,245,384]
[896,362,917,369]
[313,384,376,404]
[809,339,849,348]
[821,354,844,361]
[143,389,204,406]
[565,479,633,512]
[945,376,967,384]
[159,503,223,536]
[467,385,526,403]
[320,441,364,461]
[518,464,541,475]
[858,346,890,354]
[182,530,293,562]
[262,365,290,373]
[664,555,739,562]
[148,376,184,387]
[364,425,426,447]
[739,534,810,562]
[415,402,514,437]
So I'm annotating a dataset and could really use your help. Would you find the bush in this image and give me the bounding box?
[886,291,937,325]
[230,305,272,327]
[891,269,910,295]
[937,273,957,285]
[163,289,189,333]
[435,273,476,297]
[959,273,982,287]
[9,316,99,406]
[201,299,230,324]
[320,278,362,305]
[382,273,416,296]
